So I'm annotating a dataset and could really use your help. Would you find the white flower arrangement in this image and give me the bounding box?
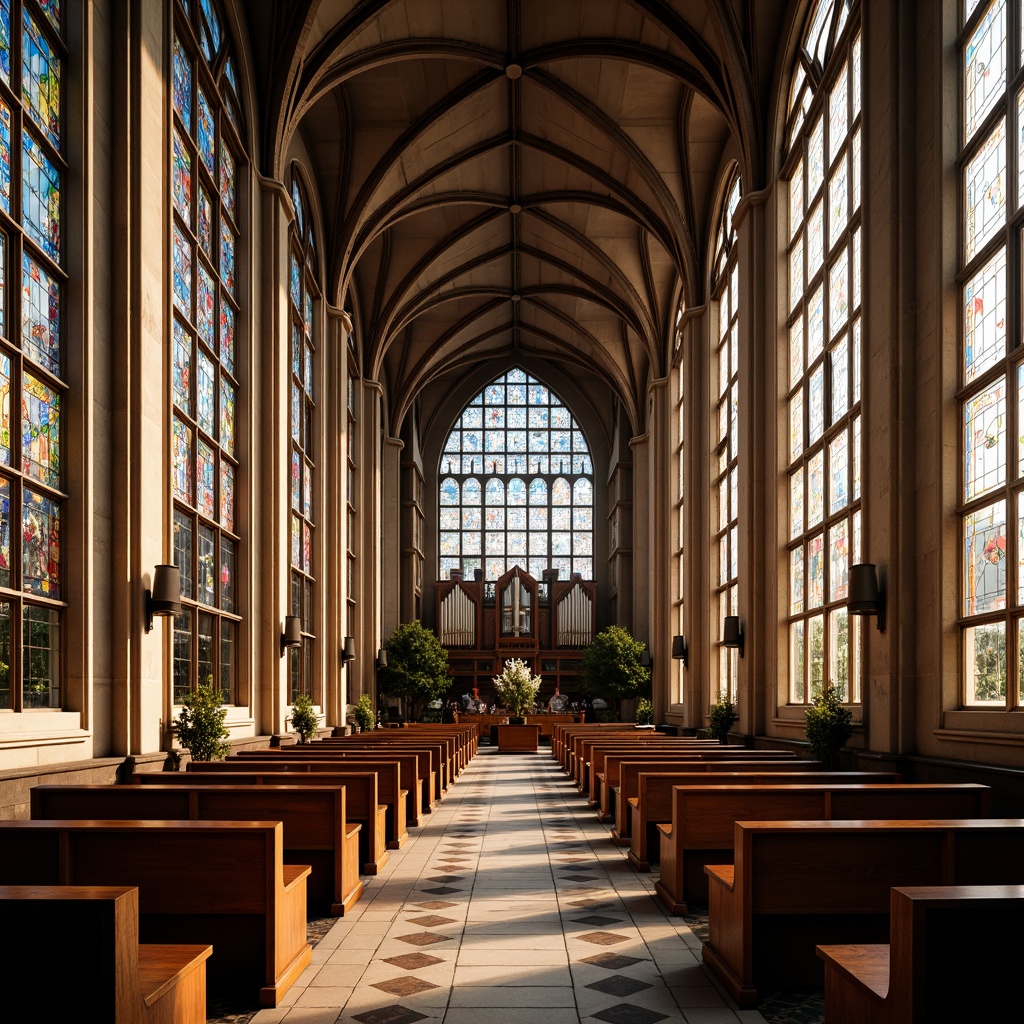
[492,658,542,717]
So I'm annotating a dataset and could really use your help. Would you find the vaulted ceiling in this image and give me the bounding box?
[248,1,795,437]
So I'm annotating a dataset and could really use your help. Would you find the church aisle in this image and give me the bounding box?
[250,746,768,1024]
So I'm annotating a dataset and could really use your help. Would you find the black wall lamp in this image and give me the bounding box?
[722,616,744,657]
[671,634,689,668]
[376,648,388,670]
[145,564,182,633]
[849,563,886,632]
[640,648,652,671]
[342,637,356,664]
[281,615,302,653]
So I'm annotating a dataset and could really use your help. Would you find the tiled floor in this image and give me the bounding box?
[249,746,771,1024]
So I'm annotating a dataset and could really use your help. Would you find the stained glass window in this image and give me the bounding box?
[785,1,862,707]
[289,171,318,701]
[438,368,594,582]
[0,1,65,710]
[170,0,244,704]
[959,0,1024,707]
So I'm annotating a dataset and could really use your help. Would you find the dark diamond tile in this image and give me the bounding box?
[414,901,457,911]
[427,875,464,883]
[396,931,449,946]
[406,914,456,927]
[561,874,598,882]
[382,952,445,970]
[579,953,646,971]
[585,974,652,997]
[371,976,440,997]
[568,899,616,909]
[352,1006,429,1024]
[573,914,622,926]
[420,885,462,895]
[578,930,628,946]
[591,1004,667,1024]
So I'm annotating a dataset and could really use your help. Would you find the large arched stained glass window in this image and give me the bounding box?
[170,0,244,704]
[439,368,594,581]
[0,0,66,711]
[784,0,862,707]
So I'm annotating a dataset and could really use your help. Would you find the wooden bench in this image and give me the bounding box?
[31,783,364,916]
[0,884,212,1024]
[307,743,436,815]
[137,770,389,875]
[613,759,822,846]
[816,884,1024,1022]
[552,722,626,766]
[316,737,451,796]
[0,819,311,1007]
[702,818,1024,1008]
[653,781,987,910]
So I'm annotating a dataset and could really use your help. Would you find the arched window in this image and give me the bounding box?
[170,0,245,704]
[958,0,1020,707]
[784,0,862,707]
[438,368,594,582]
[711,171,741,704]
[288,171,318,701]
[0,0,66,711]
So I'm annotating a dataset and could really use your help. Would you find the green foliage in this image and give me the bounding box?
[581,626,651,714]
[173,684,230,762]
[707,693,736,743]
[352,693,376,732]
[290,693,319,742]
[379,620,453,721]
[804,685,853,769]
[634,697,654,726]
[493,658,542,717]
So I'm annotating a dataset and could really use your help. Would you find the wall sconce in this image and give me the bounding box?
[671,634,688,668]
[281,615,302,653]
[376,648,388,670]
[342,637,356,664]
[145,564,182,633]
[849,563,886,632]
[640,648,652,671]
[722,616,744,657]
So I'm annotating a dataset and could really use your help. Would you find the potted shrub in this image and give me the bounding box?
[351,693,376,732]
[634,696,654,727]
[172,684,230,763]
[493,658,542,722]
[707,692,736,743]
[581,625,651,720]
[805,685,853,769]
[290,693,319,743]
[378,620,453,722]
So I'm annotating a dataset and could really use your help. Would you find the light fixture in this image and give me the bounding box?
[281,615,302,652]
[145,564,182,633]
[376,648,388,670]
[722,616,744,657]
[849,563,886,632]
[342,637,356,663]
[640,648,652,671]
[671,634,688,668]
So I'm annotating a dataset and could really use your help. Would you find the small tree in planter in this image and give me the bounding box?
[581,625,651,720]
[173,684,230,762]
[290,693,319,743]
[351,693,376,732]
[707,692,736,743]
[804,685,853,769]
[493,658,542,721]
[634,696,654,726]
[379,620,453,722]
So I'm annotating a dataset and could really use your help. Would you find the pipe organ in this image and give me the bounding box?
[434,565,597,705]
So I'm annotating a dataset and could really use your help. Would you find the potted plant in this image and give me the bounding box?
[493,658,542,722]
[707,692,736,743]
[378,620,453,721]
[581,625,651,720]
[804,684,853,769]
[290,693,319,743]
[634,696,654,727]
[351,693,375,733]
[172,683,230,763]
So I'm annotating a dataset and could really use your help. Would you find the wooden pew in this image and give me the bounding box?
[653,781,988,910]
[702,818,1024,1008]
[613,758,821,846]
[0,884,212,1024]
[306,743,436,815]
[138,770,389,875]
[191,757,405,853]
[409,722,477,765]
[315,736,451,797]
[552,722,625,766]
[0,819,312,1008]
[816,884,1024,1023]
[31,783,364,916]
